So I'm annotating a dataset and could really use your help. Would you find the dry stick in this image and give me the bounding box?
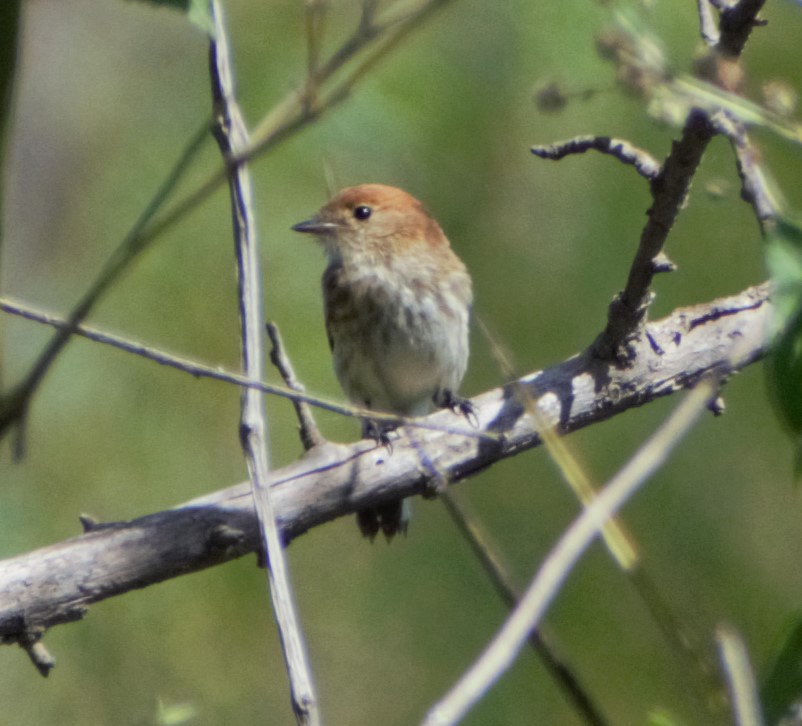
[720,114,780,233]
[716,625,765,726]
[266,322,324,451]
[697,0,721,47]
[17,629,55,678]
[531,135,661,182]
[423,380,716,726]
[209,4,318,724]
[718,0,767,58]
[590,0,766,361]
[594,109,716,361]
[303,0,327,103]
[0,0,453,448]
[0,284,772,647]
[0,296,492,442]
[441,492,610,726]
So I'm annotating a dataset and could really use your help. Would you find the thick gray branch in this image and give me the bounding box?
[0,283,771,647]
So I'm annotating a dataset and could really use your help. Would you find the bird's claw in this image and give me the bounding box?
[436,389,479,428]
[364,419,396,452]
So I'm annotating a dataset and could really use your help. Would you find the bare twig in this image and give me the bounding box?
[698,0,721,47]
[0,285,771,653]
[712,113,781,233]
[18,630,55,678]
[531,135,661,181]
[594,110,716,361]
[0,295,493,442]
[209,3,318,723]
[716,625,765,726]
[0,121,210,444]
[244,0,454,166]
[592,0,767,361]
[266,322,324,451]
[303,0,327,108]
[718,0,766,58]
[441,492,610,726]
[423,380,716,726]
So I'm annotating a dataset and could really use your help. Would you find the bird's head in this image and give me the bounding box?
[292,184,448,263]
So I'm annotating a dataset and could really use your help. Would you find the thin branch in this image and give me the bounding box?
[698,0,721,47]
[0,284,771,651]
[718,0,766,58]
[209,3,318,723]
[303,0,327,108]
[18,630,55,678]
[0,296,491,441]
[266,322,324,451]
[594,110,716,361]
[441,492,610,726]
[712,112,781,234]
[0,121,210,443]
[531,135,661,181]
[716,625,765,726]
[592,0,767,360]
[243,0,454,165]
[423,380,716,726]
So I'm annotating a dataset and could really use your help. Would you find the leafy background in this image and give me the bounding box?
[2,0,802,724]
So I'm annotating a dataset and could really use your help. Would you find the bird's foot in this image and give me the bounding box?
[435,389,478,427]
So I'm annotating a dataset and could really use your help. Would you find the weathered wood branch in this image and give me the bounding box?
[0,283,771,651]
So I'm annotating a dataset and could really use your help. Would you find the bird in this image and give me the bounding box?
[292,183,473,540]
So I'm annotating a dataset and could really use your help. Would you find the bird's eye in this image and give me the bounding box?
[353,205,372,221]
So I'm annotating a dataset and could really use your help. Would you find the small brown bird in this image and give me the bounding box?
[292,184,473,540]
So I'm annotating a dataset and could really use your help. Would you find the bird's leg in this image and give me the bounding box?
[434,388,478,427]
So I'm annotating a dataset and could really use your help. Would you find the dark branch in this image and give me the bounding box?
[592,0,767,361]
[531,136,661,181]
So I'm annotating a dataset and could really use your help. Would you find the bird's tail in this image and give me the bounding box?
[357,499,411,542]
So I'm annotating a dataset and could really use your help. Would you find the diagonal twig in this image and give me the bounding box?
[209,3,318,723]
[266,322,324,451]
[441,492,610,726]
[716,625,765,726]
[423,379,716,726]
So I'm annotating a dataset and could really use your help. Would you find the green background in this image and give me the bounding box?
[2,0,802,724]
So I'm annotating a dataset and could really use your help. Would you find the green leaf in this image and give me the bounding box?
[646,708,685,726]
[765,220,802,472]
[761,615,802,724]
[766,226,802,337]
[186,0,214,36]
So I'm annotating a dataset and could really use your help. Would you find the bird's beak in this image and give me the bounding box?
[291,216,340,235]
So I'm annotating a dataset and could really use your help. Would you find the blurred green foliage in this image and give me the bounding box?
[2,1,802,724]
